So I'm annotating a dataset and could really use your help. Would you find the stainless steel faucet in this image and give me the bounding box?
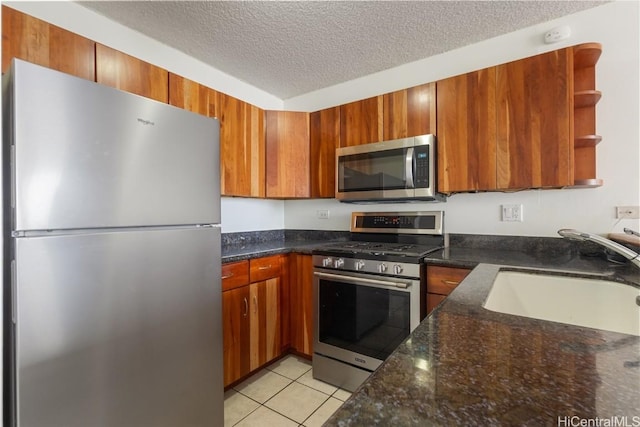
[558,229,640,268]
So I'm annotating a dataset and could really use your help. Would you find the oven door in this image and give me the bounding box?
[313,269,420,372]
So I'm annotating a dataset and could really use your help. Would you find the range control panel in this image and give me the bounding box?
[312,255,421,279]
[351,211,443,235]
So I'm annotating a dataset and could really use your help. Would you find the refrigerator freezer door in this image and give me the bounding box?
[13,227,222,427]
[8,59,220,231]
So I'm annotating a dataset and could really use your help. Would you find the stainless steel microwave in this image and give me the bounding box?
[335,134,444,202]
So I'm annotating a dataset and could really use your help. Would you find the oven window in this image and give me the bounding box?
[318,279,410,360]
[338,148,409,192]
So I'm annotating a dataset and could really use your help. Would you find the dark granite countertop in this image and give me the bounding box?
[325,261,640,426]
[222,239,331,263]
[221,230,350,263]
[425,247,640,283]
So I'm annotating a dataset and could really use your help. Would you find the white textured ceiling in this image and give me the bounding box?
[77,1,608,100]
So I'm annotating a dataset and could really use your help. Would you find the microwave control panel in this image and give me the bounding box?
[414,146,430,187]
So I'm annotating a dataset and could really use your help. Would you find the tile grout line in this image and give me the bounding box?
[263,374,332,424]
[299,393,333,427]
[227,356,348,426]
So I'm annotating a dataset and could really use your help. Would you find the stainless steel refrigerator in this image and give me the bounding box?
[2,59,223,426]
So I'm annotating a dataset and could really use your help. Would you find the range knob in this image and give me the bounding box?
[322,257,333,267]
[393,264,403,275]
[355,260,366,271]
[378,263,388,273]
[334,258,345,268]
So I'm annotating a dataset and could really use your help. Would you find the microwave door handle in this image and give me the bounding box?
[405,147,415,188]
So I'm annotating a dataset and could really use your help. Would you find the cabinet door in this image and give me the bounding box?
[265,111,310,198]
[249,278,281,370]
[222,285,250,387]
[168,73,215,117]
[96,44,168,103]
[383,83,436,140]
[436,68,497,192]
[426,293,447,314]
[496,49,572,189]
[2,5,95,80]
[288,254,314,357]
[216,92,266,197]
[426,265,471,315]
[310,107,340,198]
[339,96,383,147]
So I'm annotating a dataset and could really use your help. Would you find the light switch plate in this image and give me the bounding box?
[502,204,523,222]
[317,209,330,219]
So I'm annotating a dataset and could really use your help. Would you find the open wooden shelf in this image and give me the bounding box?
[569,179,604,188]
[571,43,602,188]
[575,90,602,108]
[573,43,602,69]
[575,135,602,148]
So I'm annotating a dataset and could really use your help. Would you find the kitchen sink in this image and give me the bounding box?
[483,269,640,336]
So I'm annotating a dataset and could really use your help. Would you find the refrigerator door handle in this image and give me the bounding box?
[11,260,17,323]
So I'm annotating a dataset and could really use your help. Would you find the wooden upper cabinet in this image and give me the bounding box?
[496,49,572,189]
[96,44,168,103]
[168,73,215,117]
[309,107,340,198]
[437,68,497,193]
[265,111,310,198]
[216,92,265,198]
[339,95,383,147]
[2,6,95,80]
[383,83,436,140]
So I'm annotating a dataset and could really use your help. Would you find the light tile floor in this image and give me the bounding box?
[224,355,351,427]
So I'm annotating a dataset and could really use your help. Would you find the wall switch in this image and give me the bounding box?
[316,209,330,219]
[502,204,523,222]
[616,206,640,219]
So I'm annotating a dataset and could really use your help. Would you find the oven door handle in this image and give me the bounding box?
[314,271,410,289]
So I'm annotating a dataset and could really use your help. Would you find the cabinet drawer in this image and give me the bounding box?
[427,265,471,296]
[250,255,282,282]
[222,260,249,291]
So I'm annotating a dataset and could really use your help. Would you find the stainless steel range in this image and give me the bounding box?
[312,211,444,391]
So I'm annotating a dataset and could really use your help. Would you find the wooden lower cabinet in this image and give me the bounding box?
[288,254,314,357]
[249,278,281,370]
[222,284,251,387]
[222,256,283,387]
[426,265,472,314]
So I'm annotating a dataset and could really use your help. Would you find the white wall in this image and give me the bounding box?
[221,198,284,233]
[7,1,639,237]
[285,1,640,237]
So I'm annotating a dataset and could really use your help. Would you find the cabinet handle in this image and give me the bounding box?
[441,280,460,286]
[221,273,234,280]
[258,265,272,270]
[243,297,248,317]
[253,296,258,314]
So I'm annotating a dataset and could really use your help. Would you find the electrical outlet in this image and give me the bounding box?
[316,209,330,219]
[616,206,640,219]
[502,204,523,222]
